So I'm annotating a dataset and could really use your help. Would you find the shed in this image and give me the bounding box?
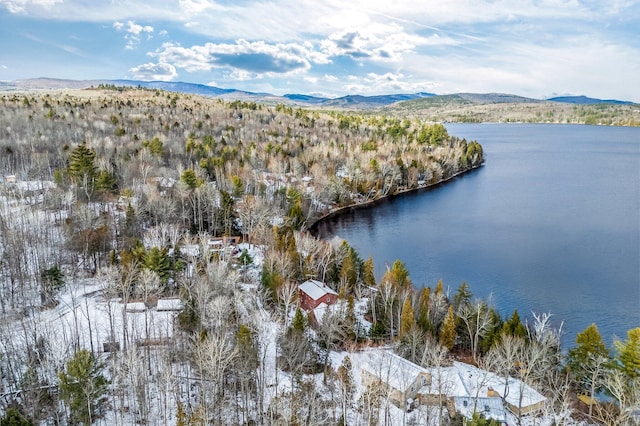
[298,280,338,311]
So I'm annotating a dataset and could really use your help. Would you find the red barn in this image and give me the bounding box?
[298,280,338,311]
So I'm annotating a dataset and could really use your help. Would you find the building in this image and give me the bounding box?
[454,396,507,424]
[298,279,338,311]
[361,351,432,410]
[358,349,546,417]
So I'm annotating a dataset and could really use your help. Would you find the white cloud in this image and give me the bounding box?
[320,22,456,63]
[178,0,218,14]
[128,62,177,81]
[153,39,328,76]
[0,0,61,14]
[342,71,438,94]
[113,20,154,50]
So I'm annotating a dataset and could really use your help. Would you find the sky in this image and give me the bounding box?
[0,0,639,101]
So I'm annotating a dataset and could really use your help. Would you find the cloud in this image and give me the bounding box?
[153,39,328,76]
[320,22,455,63]
[342,72,438,94]
[113,20,154,50]
[0,0,61,14]
[128,62,177,81]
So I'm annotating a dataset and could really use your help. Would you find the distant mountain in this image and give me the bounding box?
[3,78,634,110]
[391,93,541,112]
[110,79,237,96]
[283,94,329,104]
[547,95,633,105]
[321,92,435,108]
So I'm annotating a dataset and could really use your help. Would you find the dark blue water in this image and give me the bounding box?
[316,124,640,345]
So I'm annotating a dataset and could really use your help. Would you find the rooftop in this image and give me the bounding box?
[298,279,338,301]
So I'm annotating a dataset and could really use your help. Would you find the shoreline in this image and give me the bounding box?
[307,163,484,234]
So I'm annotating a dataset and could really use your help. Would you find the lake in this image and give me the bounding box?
[315,123,640,345]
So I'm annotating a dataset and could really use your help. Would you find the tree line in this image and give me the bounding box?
[1,88,636,425]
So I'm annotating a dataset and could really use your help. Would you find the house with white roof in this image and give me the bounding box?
[454,396,507,424]
[448,361,546,416]
[359,349,546,417]
[361,351,432,409]
[298,279,338,311]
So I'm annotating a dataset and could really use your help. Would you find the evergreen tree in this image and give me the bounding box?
[0,409,33,426]
[567,323,610,393]
[291,307,306,334]
[363,256,376,287]
[453,281,472,312]
[40,265,64,305]
[467,412,500,426]
[67,142,97,184]
[180,168,201,189]
[614,327,640,378]
[382,260,411,289]
[58,349,109,425]
[67,142,98,199]
[95,169,117,193]
[479,308,503,353]
[399,297,415,338]
[439,305,457,350]
[435,279,444,295]
[339,250,358,294]
[144,246,171,284]
[417,287,435,335]
[502,310,528,339]
[286,200,305,230]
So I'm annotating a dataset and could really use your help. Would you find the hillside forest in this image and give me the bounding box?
[0,88,637,425]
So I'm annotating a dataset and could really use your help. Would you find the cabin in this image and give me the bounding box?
[298,279,338,311]
[3,175,16,183]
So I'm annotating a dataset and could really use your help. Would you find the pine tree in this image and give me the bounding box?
[363,255,376,287]
[67,142,97,184]
[567,323,610,393]
[95,169,117,193]
[452,281,472,312]
[614,327,640,378]
[58,349,109,425]
[435,279,444,295]
[339,250,357,294]
[291,307,306,334]
[180,168,201,189]
[144,246,171,284]
[439,305,457,350]
[67,142,98,199]
[382,259,411,289]
[502,310,528,339]
[399,297,415,338]
[417,287,435,335]
[0,409,33,426]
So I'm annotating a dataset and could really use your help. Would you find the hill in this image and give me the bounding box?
[387,93,639,126]
[2,78,638,125]
[547,95,633,105]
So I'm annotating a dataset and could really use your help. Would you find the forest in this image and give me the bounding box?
[0,87,637,425]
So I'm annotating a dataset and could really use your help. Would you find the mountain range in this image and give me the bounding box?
[0,78,635,108]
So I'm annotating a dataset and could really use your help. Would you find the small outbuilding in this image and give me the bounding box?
[298,279,338,311]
